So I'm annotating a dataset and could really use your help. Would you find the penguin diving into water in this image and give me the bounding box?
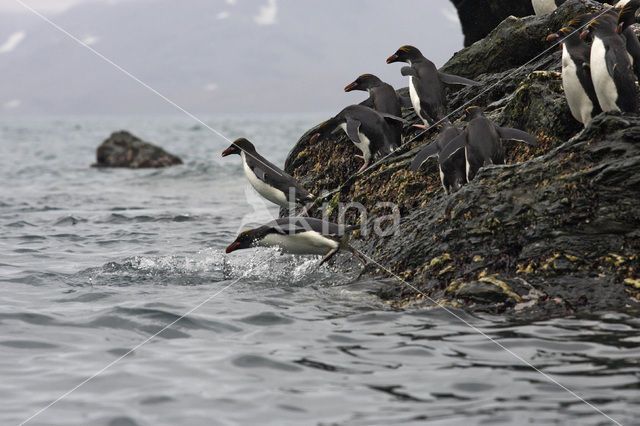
[309,105,406,173]
[225,217,367,266]
[409,122,466,194]
[547,21,602,126]
[439,107,538,182]
[222,138,314,211]
[581,14,638,113]
[386,45,480,127]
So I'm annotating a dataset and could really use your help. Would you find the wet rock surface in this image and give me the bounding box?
[93,131,183,168]
[284,0,640,317]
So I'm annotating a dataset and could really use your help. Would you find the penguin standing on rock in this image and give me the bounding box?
[226,217,366,266]
[409,122,466,194]
[582,15,638,113]
[617,0,640,80]
[222,138,314,210]
[531,0,567,15]
[386,45,480,127]
[309,105,406,173]
[439,107,538,182]
[547,23,602,126]
[344,74,405,148]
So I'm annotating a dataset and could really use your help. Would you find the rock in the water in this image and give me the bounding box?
[284,0,640,318]
[93,131,183,168]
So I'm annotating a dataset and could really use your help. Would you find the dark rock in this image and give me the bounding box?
[93,131,183,168]
[447,0,607,48]
[284,0,640,317]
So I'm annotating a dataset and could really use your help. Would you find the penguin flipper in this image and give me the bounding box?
[438,72,481,87]
[401,66,419,78]
[379,112,409,125]
[410,142,439,171]
[399,95,414,109]
[252,165,268,181]
[439,134,467,162]
[497,127,538,146]
[345,118,363,146]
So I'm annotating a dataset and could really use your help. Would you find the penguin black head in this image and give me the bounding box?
[344,74,383,92]
[618,1,640,32]
[463,106,483,121]
[225,227,270,253]
[222,137,256,157]
[386,45,423,64]
[584,15,618,38]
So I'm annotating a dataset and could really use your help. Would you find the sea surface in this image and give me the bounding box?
[1,115,639,426]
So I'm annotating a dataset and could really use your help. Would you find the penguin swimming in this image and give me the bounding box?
[225,217,366,266]
[222,138,314,210]
[439,107,538,182]
[345,74,405,148]
[582,15,638,113]
[309,105,406,173]
[531,0,567,15]
[409,122,466,194]
[386,45,480,126]
[547,23,602,126]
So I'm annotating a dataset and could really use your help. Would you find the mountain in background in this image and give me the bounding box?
[0,0,463,115]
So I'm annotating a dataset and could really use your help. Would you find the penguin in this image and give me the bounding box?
[225,217,366,266]
[617,0,640,80]
[531,0,567,15]
[344,74,404,148]
[439,107,538,182]
[222,138,314,209]
[409,122,467,194]
[582,15,638,113]
[309,105,406,173]
[546,24,602,126]
[386,45,480,127]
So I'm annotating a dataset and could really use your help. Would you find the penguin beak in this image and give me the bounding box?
[546,33,560,42]
[225,241,241,254]
[579,29,589,40]
[309,133,320,144]
[616,22,624,35]
[344,82,358,92]
[386,54,399,64]
[221,147,235,157]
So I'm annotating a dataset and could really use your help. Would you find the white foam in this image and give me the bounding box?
[254,0,277,26]
[0,31,26,54]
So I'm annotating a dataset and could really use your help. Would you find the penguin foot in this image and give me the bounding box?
[357,162,370,173]
[412,124,428,130]
[351,247,368,266]
[355,155,364,160]
[319,248,339,266]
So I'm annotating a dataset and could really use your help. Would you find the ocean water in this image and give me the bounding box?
[1,115,639,426]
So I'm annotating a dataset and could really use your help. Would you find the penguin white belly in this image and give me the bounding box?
[338,123,372,162]
[562,49,593,125]
[259,231,338,255]
[241,153,288,208]
[409,77,426,125]
[438,166,448,194]
[531,0,557,15]
[616,0,631,7]
[591,37,620,112]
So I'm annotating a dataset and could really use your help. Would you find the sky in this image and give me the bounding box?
[0,0,464,115]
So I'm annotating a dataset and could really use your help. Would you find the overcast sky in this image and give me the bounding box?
[0,0,464,115]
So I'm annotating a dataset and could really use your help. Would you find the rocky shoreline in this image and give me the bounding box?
[283,0,640,316]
